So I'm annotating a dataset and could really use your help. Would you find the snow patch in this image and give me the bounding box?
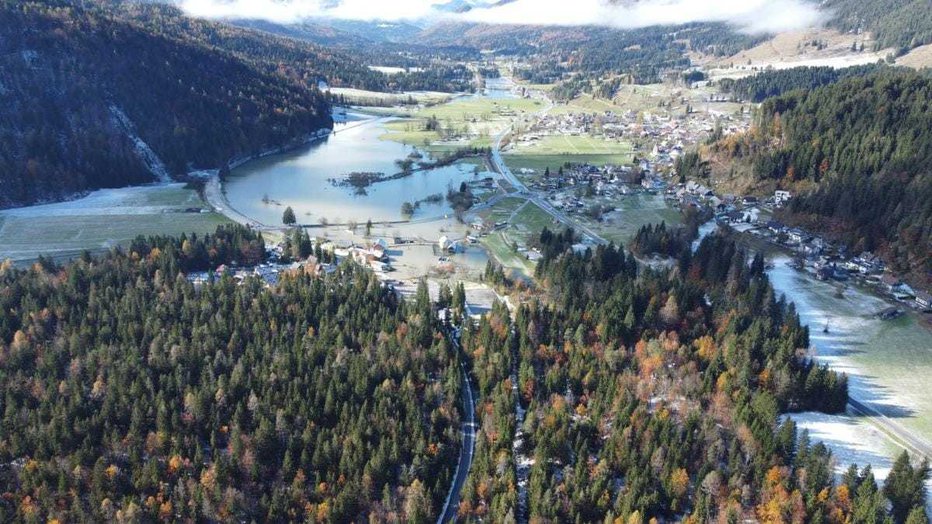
[788,412,932,516]
[109,105,172,183]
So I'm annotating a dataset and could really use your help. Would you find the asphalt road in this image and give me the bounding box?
[437,335,477,524]
[487,97,608,246]
[848,398,932,460]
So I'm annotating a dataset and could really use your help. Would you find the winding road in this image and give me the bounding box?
[437,331,477,524]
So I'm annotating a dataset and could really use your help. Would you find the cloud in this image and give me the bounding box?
[179,0,440,24]
[179,0,826,33]
[460,0,827,33]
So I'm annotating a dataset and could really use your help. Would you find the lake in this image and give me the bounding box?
[225,117,490,225]
[225,79,518,227]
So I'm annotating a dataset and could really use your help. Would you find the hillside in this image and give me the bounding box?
[825,0,932,54]
[419,22,764,85]
[708,70,932,285]
[0,1,332,209]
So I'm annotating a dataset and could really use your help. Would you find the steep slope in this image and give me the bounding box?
[110,2,392,90]
[0,1,331,208]
[708,70,932,284]
[824,0,932,54]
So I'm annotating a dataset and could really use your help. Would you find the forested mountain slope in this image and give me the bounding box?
[825,0,932,54]
[0,226,462,521]
[710,70,932,285]
[0,1,331,208]
[108,2,396,91]
[418,22,764,85]
[457,232,928,522]
[717,64,886,103]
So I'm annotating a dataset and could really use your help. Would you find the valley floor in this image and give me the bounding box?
[0,184,228,264]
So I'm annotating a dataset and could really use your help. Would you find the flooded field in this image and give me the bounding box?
[225,116,496,226]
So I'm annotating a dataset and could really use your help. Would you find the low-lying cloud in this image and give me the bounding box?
[179,0,826,33]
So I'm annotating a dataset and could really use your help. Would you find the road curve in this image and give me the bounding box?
[487,93,607,245]
[437,334,477,524]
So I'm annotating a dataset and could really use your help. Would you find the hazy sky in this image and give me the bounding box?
[180,0,826,33]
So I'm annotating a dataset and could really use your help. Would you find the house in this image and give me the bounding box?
[916,291,932,310]
[880,274,901,292]
[786,228,807,245]
[438,236,452,252]
[526,250,543,262]
[767,220,786,235]
[852,252,885,275]
[774,190,792,205]
[801,240,823,256]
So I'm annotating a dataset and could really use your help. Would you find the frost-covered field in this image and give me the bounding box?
[789,412,932,515]
[768,257,932,440]
[0,184,227,263]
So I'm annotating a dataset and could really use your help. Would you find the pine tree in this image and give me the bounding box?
[282,206,297,225]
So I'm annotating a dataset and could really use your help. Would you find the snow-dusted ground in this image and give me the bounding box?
[768,256,932,439]
[789,412,932,515]
[1,184,196,217]
[691,220,718,252]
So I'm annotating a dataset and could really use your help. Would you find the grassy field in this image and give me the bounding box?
[479,197,526,223]
[0,184,229,264]
[503,133,634,176]
[768,258,932,439]
[510,201,559,242]
[482,231,534,276]
[381,96,544,149]
[586,194,683,244]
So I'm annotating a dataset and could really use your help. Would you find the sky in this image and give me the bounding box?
[179,0,827,34]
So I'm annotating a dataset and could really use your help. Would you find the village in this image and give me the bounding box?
[671,181,932,316]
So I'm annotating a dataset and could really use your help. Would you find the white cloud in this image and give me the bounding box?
[179,0,826,33]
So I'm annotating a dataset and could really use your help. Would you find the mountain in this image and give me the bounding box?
[0,0,337,209]
[313,18,425,43]
[824,0,932,54]
[708,69,932,285]
[419,21,763,86]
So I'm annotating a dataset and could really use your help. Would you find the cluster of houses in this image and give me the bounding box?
[338,239,395,274]
[658,177,932,313]
[760,220,931,311]
[186,255,337,289]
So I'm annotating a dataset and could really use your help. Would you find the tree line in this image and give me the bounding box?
[0,224,461,522]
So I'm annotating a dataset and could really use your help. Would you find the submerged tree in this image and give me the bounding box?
[282,206,297,225]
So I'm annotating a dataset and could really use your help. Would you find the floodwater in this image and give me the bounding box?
[225,117,488,225]
[225,79,518,227]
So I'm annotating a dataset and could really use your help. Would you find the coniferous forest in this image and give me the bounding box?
[459,228,929,523]
[2,218,930,522]
[0,225,462,522]
[717,64,885,103]
[711,70,932,286]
